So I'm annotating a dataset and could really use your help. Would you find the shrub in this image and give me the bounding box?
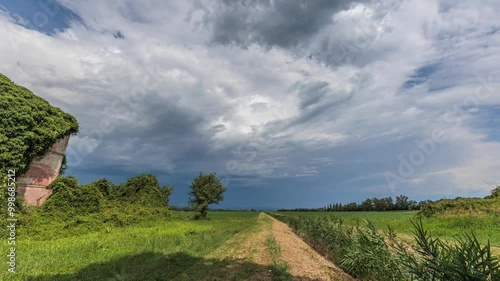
[16,174,176,239]
[488,186,500,199]
[43,176,103,215]
[418,195,500,217]
[89,178,115,199]
[113,174,172,207]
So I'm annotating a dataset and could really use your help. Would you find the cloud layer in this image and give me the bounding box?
[1,0,499,208]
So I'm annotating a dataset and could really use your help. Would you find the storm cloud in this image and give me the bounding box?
[0,0,499,208]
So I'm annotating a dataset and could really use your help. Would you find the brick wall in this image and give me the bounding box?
[17,135,70,206]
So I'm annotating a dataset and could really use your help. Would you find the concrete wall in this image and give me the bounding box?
[17,135,70,206]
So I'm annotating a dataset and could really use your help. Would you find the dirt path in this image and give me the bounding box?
[174,213,275,281]
[177,213,355,281]
[269,215,355,281]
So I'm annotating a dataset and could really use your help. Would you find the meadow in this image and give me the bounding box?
[1,212,259,280]
[277,211,500,248]
[2,209,499,281]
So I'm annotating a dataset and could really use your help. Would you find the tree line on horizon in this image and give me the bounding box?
[278,195,432,212]
[279,187,500,213]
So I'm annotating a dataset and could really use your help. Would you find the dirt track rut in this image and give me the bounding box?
[181,213,355,281]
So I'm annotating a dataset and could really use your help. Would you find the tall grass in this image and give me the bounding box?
[390,220,500,280]
[278,211,500,247]
[271,213,500,281]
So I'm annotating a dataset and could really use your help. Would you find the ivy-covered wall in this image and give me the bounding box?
[0,73,79,175]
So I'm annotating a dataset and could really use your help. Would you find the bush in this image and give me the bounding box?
[418,195,500,217]
[89,178,115,199]
[14,174,176,239]
[113,174,173,207]
[43,177,103,215]
[488,186,500,199]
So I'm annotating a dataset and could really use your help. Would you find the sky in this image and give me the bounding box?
[0,0,499,209]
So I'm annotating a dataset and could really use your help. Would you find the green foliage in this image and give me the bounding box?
[419,195,500,217]
[282,194,419,212]
[391,219,500,280]
[43,177,103,215]
[0,73,79,174]
[112,174,173,207]
[266,234,289,279]
[271,213,500,281]
[278,211,500,249]
[489,186,500,199]
[2,212,257,280]
[89,178,115,198]
[12,175,176,239]
[188,172,226,220]
[340,223,402,280]
[59,155,68,175]
[272,214,403,280]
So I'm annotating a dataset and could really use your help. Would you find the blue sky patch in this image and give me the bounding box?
[0,0,83,35]
[402,63,440,89]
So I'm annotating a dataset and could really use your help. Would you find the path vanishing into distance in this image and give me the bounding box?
[174,213,354,281]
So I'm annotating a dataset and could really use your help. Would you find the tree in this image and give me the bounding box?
[395,195,410,210]
[490,186,500,198]
[188,172,226,220]
[162,184,174,206]
[408,200,418,210]
[382,197,394,211]
[361,198,373,211]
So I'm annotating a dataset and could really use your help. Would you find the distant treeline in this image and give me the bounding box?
[279,187,500,214]
[278,195,431,212]
[169,206,258,212]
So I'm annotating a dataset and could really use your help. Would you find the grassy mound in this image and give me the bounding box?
[0,73,79,174]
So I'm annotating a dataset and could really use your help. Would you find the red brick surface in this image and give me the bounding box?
[18,135,70,205]
[17,186,53,206]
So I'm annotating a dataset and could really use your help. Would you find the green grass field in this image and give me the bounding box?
[2,210,499,280]
[276,211,500,249]
[1,212,259,280]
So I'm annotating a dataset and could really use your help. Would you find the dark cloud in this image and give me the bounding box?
[209,124,226,133]
[279,81,354,130]
[296,81,329,109]
[201,0,365,49]
[113,30,125,39]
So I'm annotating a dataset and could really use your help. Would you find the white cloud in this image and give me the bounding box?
[0,0,499,200]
